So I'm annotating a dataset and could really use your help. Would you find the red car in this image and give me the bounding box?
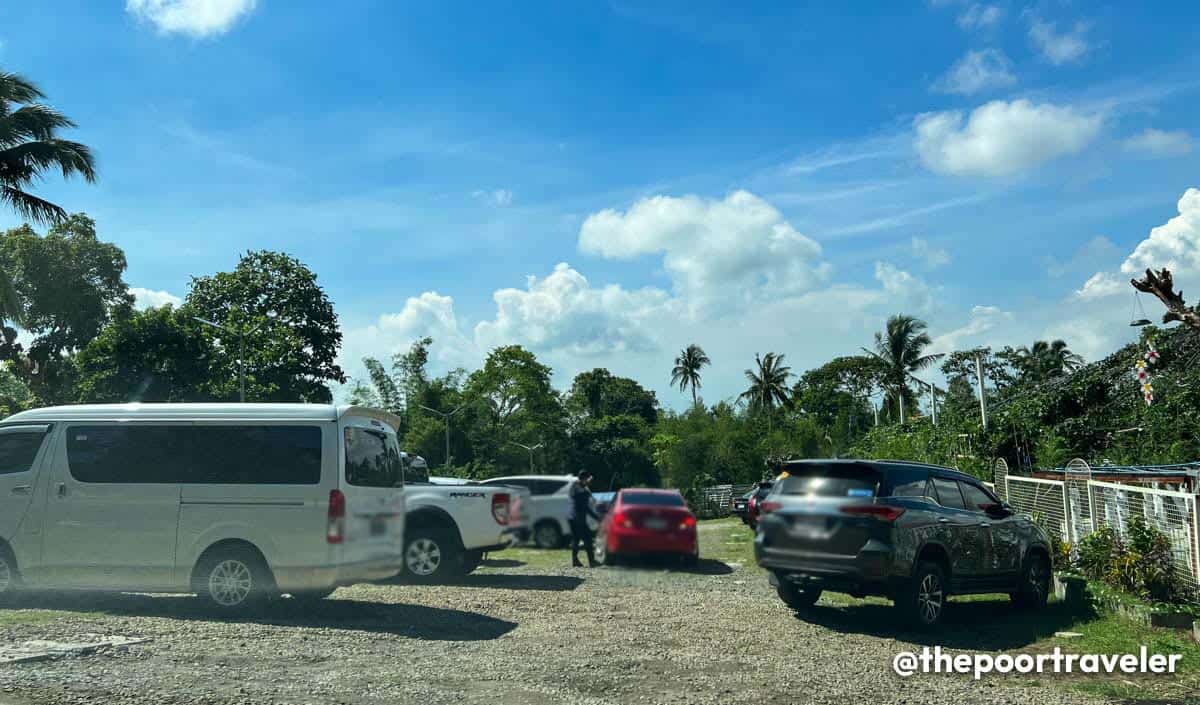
[594,489,698,566]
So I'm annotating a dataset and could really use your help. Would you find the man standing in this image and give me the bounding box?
[569,471,600,568]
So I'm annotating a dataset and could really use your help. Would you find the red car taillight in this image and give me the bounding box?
[839,504,905,522]
[327,489,346,544]
[759,500,782,514]
[678,515,697,531]
[612,511,633,529]
[492,492,511,525]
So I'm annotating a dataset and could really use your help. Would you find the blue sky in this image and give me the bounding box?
[1,1,1198,409]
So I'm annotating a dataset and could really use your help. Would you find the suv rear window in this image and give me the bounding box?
[931,476,966,509]
[884,465,930,497]
[777,464,880,499]
[621,491,685,507]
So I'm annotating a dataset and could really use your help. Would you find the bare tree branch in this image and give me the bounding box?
[1131,267,1200,331]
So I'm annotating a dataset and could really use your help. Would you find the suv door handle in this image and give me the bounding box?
[937,517,949,524]
[978,522,991,528]
[10,485,31,495]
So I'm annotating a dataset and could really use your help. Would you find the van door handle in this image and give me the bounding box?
[56,482,67,498]
[10,485,30,495]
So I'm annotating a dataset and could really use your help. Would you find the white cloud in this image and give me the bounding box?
[929,304,1014,353]
[1028,18,1090,65]
[474,263,670,356]
[874,262,936,314]
[578,190,830,312]
[911,237,951,269]
[1119,188,1200,278]
[126,0,257,38]
[957,4,1003,29]
[130,287,183,309]
[933,49,1016,95]
[1045,236,1122,278]
[1123,129,1194,158]
[473,188,514,207]
[914,99,1102,177]
[339,292,477,382]
[1074,272,1124,300]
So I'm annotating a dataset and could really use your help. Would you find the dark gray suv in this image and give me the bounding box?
[753,459,1052,627]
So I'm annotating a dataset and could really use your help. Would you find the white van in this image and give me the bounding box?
[0,403,406,610]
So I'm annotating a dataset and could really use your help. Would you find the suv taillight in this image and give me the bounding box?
[839,504,905,522]
[759,500,782,514]
[327,489,346,544]
[492,492,511,525]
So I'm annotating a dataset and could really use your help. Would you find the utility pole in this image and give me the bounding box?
[898,391,905,424]
[975,352,988,431]
[194,313,273,402]
[509,441,543,473]
[420,404,464,470]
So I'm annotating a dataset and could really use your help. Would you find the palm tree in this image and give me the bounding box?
[0,71,96,225]
[738,352,792,416]
[670,343,710,406]
[1016,340,1084,383]
[863,314,943,423]
[0,71,95,326]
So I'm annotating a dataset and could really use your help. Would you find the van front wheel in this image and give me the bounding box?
[194,547,274,611]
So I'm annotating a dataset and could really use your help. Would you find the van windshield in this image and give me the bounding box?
[344,427,403,488]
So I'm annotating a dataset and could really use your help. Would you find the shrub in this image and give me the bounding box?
[1076,525,1120,581]
[1124,515,1178,602]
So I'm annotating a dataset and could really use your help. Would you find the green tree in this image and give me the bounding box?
[566,369,659,488]
[1011,339,1085,385]
[463,345,568,476]
[792,355,884,443]
[0,215,132,403]
[863,314,942,423]
[75,305,216,402]
[0,71,96,225]
[186,251,345,402]
[670,343,710,406]
[738,352,791,414]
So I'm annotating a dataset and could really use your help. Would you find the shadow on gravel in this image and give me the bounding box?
[8,592,517,641]
[446,574,584,591]
[606,556,734,576]
[480,558,526,568]
[793,597,1096,650]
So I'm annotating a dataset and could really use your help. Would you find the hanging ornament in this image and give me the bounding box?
[1134,339,1157,406]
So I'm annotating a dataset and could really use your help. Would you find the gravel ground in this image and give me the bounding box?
[0,523,1114,705]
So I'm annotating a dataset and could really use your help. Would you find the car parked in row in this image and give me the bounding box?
[0,403,408,611]
[744,481,774,530]
[478,474,585,548]
[594,489,698,566]
[399,454,530,582]
[754,459,1052,628]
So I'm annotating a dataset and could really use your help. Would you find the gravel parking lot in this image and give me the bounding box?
[0,521,1115,705]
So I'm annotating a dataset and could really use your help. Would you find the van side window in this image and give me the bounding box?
[0,429,49,475]
[67,425,323,484]
[344,427,401,488]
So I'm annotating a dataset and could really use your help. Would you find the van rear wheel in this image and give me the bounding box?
[194,546,274,611]
[0,547,19,602]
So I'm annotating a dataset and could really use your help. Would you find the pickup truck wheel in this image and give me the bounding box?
[533,522,563,549]
[461,550,484,575]
[1011,553,1050,610]
[776,581,821,610]
[404,529,462,583]
[896,561,946,628]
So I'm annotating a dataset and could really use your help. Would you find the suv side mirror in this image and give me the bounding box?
[982,502,1012,518]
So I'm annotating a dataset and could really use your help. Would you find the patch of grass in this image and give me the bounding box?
[0,609,66,627]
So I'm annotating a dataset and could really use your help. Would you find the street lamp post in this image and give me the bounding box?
[194,313,273,402]
[420,404,464,470]
[509,441,543,473]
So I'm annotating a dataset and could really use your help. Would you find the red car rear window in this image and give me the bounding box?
[622,491,685,507]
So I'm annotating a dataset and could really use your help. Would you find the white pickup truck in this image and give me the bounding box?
[400,454,531,582]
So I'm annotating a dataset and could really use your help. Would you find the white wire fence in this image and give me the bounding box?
[998,458,1200,600]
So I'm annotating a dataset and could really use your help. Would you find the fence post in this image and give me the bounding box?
[1193,497,1200,590]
